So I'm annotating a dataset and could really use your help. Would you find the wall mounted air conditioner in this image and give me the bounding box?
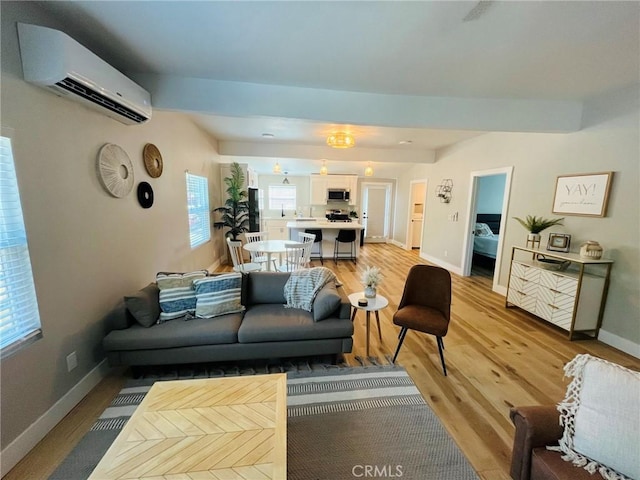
[17,23,152,125]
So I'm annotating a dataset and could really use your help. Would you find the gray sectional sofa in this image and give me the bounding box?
[102,271,354,367]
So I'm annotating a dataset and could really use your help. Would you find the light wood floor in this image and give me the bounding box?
[6,243,639,480]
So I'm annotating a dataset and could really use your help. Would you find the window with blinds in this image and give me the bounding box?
[0,135,43,358]
[268,185,297,210]
[186,173,210,248]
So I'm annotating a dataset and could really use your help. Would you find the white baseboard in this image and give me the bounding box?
[420,253,463,276]
[388,239,406,249]
[207,259,222,272]
[598,330,640,358]
[493,284,508,296]
[0,359,111,476]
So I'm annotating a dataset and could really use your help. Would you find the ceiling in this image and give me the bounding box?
[36,1,640,176]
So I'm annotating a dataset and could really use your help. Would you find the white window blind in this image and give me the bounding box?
[0,136,42,358]
[186,173,210,248]
[268,185,297,210]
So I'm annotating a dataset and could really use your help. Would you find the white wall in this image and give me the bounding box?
[0,1,225,463]
[393,86,640,352]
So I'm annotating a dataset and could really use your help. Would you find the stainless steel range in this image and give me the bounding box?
[326,213,352,222]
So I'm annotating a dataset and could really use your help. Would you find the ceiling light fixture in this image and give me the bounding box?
[320,160,328,175]
[364,163,374,177]
[262,133,275,138]
[327,132,355,149]
[273,162,281,174]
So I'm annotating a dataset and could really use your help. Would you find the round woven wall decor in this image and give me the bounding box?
[137,181,154,208]
[97,143,134,198]
[143,143,163,178]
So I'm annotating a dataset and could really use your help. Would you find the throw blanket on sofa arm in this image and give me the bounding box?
[284,267,337,312]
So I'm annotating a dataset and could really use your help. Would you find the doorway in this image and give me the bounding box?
[461,167,513,292]
[361,182,392,243]
[406,180,428,251]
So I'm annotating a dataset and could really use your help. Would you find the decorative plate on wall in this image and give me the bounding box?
[143,143,163,178]
[97,143,134,198]
[137,181,154,208]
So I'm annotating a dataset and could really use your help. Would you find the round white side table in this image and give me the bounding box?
[347,292,389,357]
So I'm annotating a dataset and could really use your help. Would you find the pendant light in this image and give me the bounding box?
[273,162,282,174]
[320,160,328,175]
[364,163,374,177]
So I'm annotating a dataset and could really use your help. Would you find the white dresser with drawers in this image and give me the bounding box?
[506,246,613,340]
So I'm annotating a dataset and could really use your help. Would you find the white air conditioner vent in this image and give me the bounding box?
[18,23,152,125]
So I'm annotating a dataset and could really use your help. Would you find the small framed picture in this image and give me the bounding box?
[547,233,571,253]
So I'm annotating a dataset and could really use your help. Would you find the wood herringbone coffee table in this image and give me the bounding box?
[89,374,287,479]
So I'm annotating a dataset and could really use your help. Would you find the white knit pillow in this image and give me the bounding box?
[549,354,640,480]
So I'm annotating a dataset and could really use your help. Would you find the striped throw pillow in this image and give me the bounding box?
[156,270,208,322]
[193,273,244,319]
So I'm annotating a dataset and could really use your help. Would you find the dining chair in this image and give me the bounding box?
[227,237,262,273]
[244,231,278,270]
[297,232,316,267]
[392,264,452,376]
[276,242,307,272]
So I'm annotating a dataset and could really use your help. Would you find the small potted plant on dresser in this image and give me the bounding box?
[513,215,564,248]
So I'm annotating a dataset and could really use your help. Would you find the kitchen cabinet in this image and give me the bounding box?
[310,175,328,205]
[506,246,613,340]
[263,219,290,240]
[309,174,358,205]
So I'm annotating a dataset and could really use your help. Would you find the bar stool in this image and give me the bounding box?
[333,229,356,263]
[305,229,323,264]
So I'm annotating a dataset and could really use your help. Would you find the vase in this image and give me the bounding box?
[364,285,377,298]
[580,241,603,259]
[526,233,541,249]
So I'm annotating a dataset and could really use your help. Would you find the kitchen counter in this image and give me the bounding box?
[287,221,364,259]
[286,220,363,230]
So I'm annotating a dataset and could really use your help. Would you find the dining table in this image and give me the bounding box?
[243,239,289,271]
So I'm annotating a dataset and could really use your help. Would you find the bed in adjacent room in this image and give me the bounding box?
[473,214,501,259]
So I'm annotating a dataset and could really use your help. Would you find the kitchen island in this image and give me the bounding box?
[286,220,364,260]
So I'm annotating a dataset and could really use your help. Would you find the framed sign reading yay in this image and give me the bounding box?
[552,172,613,217]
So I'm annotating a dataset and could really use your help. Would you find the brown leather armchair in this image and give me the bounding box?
[510,406,594,480]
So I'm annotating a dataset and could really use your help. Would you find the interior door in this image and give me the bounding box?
[361,183,391,243]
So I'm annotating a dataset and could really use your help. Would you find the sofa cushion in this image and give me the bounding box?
[103,312,243,351]
[124,283,160,327]
[193,273,244,319]
[156,270,208,322]
[551,354,640,480]
[312,282,342,321]
[238,304,354,343]
[245,272,289,305]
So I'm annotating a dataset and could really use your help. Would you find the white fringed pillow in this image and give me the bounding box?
[549,354,640,480]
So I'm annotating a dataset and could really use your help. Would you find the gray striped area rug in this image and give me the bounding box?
[50,366,478,479]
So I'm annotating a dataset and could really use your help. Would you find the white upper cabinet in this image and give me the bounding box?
[310,174,358,205]
[310,175,328,204]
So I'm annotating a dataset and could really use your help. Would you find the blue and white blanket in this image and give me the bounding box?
[283,267,337,311]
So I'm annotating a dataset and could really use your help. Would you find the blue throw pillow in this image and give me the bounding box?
[194,273,244,319]
[156,270,208,322]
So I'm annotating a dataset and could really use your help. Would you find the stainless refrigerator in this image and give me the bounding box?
[248,188,260,232]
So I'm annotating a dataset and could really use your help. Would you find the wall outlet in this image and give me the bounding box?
[66,351,78,372]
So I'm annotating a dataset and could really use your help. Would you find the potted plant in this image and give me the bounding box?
[361,265,383,298]
[213,162,250,240]
[513,215,564,245]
